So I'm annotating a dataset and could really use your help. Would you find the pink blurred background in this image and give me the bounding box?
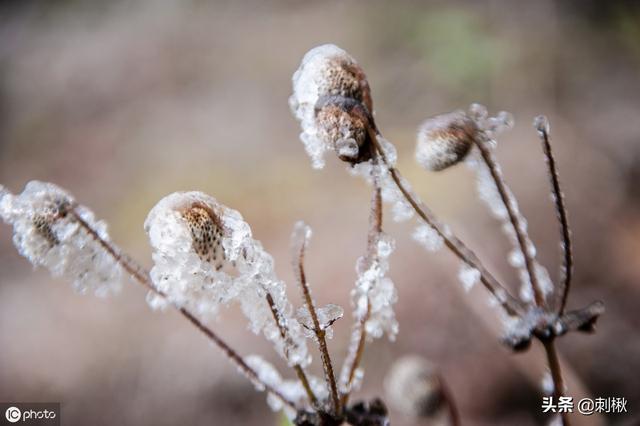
[1,1,639,425]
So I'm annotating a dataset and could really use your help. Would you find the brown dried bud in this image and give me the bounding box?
[315,95,374,165]
[415,110,478,171]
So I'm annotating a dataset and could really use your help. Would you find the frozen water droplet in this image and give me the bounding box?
[533,115,550,134]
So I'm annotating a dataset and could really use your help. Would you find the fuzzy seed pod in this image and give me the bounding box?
[384,355,447,419]
[290,44,374,169]
[415,110,478,171]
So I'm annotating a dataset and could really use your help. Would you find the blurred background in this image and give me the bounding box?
[1,0,639,425]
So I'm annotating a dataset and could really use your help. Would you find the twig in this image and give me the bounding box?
[265,293,319,407]
[367,128,524,317]
[68,208,297,411]
[536,123,573,315]
[473,137,546,308]
[293,224,341,415]
[341,152,383,407]
[542,338,570,426]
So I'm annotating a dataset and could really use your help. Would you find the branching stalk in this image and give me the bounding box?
[368,128,524,317]
[68,208,297,410]
[293,227,341,415]
[265,293,319,407]
[473,137,546,308]
[537,126,573,315]
[341,154,383,407]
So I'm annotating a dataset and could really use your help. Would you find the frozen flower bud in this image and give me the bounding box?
[145,192,309,366]
[384,355,448,419]
[144,191,256,316]
[415,110,478,171]
[290,44,374,169]
[315,95,374,164]
[0,181,123,296]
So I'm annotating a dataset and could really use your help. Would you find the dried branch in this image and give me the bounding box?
[341,154,383,407]
[293,225,341,415]
[472,137,546,308]
[535,117,574,315]
[367,128,524,317]
[68,207,298,410]
[265,293,319,407]
[543,339,570,426]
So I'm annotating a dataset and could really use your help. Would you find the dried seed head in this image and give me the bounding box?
[384,355,447,419]
[0,181,123,296]
[315,95,373,164]
[145,192,310,366]
[290,44,374,169]
[182,204,226,269]
[144,192,252,315]
[415,110,478,171]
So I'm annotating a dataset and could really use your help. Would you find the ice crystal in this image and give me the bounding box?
[290,44,372,168]
[145,192,309,366]
[458,263,481,292]
[296,303,344,339]
[412,223,444,252]
[0,181,123,296]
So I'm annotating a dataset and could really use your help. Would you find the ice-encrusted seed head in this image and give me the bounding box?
[0,181,123,296]
[291,44,372,116]
[290,44,375,169]
[144,191,253,316]
[415,110,478,171]
[315,95,373,164]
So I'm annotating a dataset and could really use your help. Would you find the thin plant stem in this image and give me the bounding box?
[68,207,298,411]
[542,338,570,426]
[265,293,319,407]
[293,227,341,415]
[341,152,383,408]
[537,126,573,315]
[473,137,546,308]
[367,128,524,317]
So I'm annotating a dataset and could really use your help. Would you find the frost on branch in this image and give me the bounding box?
[0,181,123,297]
[290,44,373,169]
[339,231,398,395]
[145,192,309,366]
[297,304,344,339]
[463,105,554,302]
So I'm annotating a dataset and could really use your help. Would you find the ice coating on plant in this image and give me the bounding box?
[350,142,416,224]
[245,354,322,417]
[412,223,444,252]
[290,44,372,168]
[534,115,550,135]
[458,263,481,292]
[541,371,554,395]
[352,232,398,340]
[415,110,477,171]
[297,303,344,339]
[0,181,123,296]
[145,192,309,366]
